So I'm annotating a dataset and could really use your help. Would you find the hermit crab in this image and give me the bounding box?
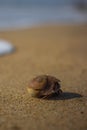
[27,75,62,98]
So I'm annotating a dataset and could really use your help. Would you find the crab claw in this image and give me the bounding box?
[58,89,63,95]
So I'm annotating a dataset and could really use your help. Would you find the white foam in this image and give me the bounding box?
[0,40,15,56]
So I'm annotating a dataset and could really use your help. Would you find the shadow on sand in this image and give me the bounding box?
[46,92,82,100]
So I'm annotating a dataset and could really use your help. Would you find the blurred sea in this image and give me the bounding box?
[0,0,87,30]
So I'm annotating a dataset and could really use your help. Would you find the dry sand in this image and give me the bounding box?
[0,25,87,130]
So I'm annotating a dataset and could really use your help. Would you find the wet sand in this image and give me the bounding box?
[0,25,87,130]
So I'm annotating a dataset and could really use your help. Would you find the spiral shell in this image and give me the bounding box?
[27,75,62,98]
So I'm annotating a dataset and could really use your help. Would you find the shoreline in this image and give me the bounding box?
[0,5,87,31]
[0,23,87,32]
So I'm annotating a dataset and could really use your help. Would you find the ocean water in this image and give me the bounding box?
[0,0,87,30]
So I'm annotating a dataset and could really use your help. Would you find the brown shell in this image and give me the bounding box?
[28,75,62,98]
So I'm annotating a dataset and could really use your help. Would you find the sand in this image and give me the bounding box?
[0,24,87,130]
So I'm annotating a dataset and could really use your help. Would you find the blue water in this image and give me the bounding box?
[0,0,74,6]
[0,0,87,30]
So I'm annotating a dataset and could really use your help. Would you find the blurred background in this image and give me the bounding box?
[0,1,87,130]
[0,0,87,30]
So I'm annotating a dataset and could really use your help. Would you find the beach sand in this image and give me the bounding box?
[0,25,87,130]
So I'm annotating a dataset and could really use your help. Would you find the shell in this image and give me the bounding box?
[27,75,62,98]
